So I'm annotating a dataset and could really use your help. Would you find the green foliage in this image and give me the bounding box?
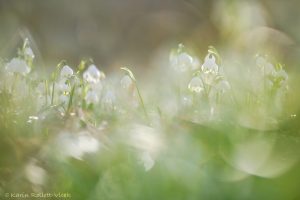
[0,40,300,200]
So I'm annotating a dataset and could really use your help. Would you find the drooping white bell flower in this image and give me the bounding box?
[188,77,204,93]
[90,81,103,94]
[272,68,288,82]
[170,52,195,72]
[170,44,201,72]
[120,75,133,89]
[5,58,30,75]
[271,69,288,89]
[60,65,73,78]
[275,69,288,80]
[24,47,35,59]
[201,54,218,73]
[57,78,71,92]
[256,56,267,67]
[83,64,105,84]
[256,56,275,75]
[177,52,194,72]
[102,90,116,110]
[264,63,275,75]
[201,70,218,86]
[85,90,99,104]
[215,80,230,93]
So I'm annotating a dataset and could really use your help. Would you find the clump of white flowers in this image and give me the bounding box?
[255,55,288,113]
[101,89,116,111]
[60,65,74,78]
[85,90,99,105]
[83,64,105,105]
[0,39,292,174]
[5,58,30,75]
[83,64,105,84]
[187,46,230,104]
[5,38,34,76]
[256,55,288,92]
[24,45,35,60]
[57,65,74,104]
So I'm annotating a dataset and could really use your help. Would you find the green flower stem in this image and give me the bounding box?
[66,84,76,115]
[121,67,149,122]
[51,82,55,105]
[45,80,49,105]
[135,82,149,121]
[50,60,66,105]
[11,74,19,93]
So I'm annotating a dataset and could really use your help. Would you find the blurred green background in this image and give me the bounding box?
[1,1,300,200]
[1,0,300,71]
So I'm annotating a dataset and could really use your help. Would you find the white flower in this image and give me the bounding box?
[271,69,288,89]
[215,80,230,93]
[56,132,100,160]
[77,134,100,153]
[24,47,35,59]
[170,52,194,72]
[128,124,163,171]
[83,64,105,83]
[177,52,193,71]
[201,54,218,73]
[25,159,47,185]
[274,69,288,81]
[120,75,133,89]
[102,90,116,110]
[201,71,217,86]
[90,81,103,94]
[60,65,73,78]
[139,151,155,171]
[59,94,69,104]
[128,124,162,155]
[256,56,275,75]
[256,56,267,67]
[188,77,204,93]
[264,63,275,75]
[85,90,99,104]
[5,58,30,75]
[57,78,71,92]
[169,44,201,72]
